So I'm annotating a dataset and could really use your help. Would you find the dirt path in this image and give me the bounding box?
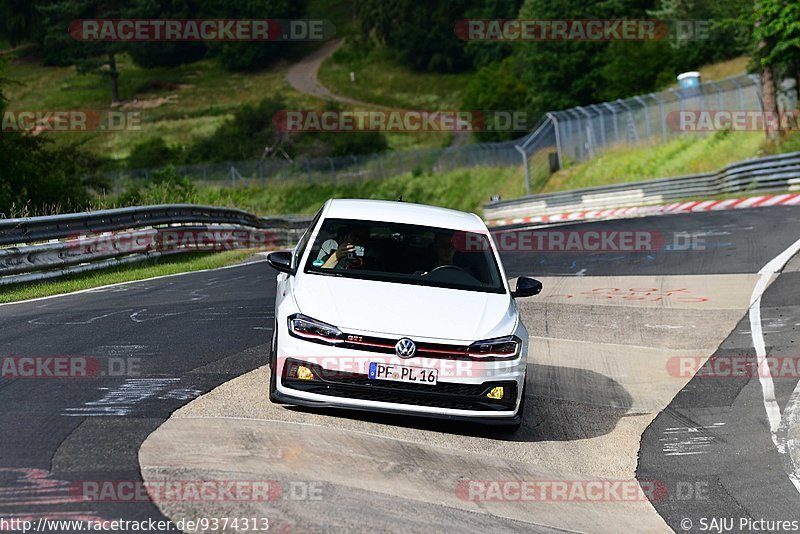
[285,38,367,106]
[285,38,471,146]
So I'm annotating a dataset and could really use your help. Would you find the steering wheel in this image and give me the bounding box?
[425,264,470,275]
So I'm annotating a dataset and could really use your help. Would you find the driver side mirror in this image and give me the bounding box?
[267,251,295,275]
[512,277,542,298]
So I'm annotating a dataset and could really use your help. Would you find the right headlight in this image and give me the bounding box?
[287,314,345,345]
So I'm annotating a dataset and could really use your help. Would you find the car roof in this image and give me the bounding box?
[322,199,487,232]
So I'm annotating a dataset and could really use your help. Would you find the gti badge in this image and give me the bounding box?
[395,338,416,359]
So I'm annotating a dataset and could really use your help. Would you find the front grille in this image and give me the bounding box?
[342,335,471,359]
[283,359,517,411]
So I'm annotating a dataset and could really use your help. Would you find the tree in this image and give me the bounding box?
[355,0,478,72]
[0,61,105,215]
[462,57,529,142]
[0,0,43,46]
[201,0,309,71]
[124,0,207,68]
[37,0,129,105]
[752,0,800,140]
[512,0,753,116]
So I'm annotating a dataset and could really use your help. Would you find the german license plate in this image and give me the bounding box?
[368,362,438,385]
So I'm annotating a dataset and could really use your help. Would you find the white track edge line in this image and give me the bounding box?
[749,236,800,494]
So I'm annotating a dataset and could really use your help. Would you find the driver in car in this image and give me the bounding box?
[431,231,456,267]
[320,226,370,269]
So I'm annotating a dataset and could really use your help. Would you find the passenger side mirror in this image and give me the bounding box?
[267,251,295,275]
[512,277,542,298]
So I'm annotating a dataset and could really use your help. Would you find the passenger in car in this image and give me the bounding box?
[320,226,370,269]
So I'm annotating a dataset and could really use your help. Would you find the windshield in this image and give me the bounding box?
[303,218,505,293]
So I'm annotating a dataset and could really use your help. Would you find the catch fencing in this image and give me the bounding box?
[99,74,780,197]
[547,74,767,168]
[102,142,525,191]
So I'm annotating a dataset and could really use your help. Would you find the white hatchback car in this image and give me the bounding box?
[267,199,541,429]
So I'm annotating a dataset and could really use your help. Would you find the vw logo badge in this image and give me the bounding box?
[395,338,416,359]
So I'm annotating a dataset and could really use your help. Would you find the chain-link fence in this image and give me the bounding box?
[546,74,771,167]
[100,73,788,195]
[101,140,528,192]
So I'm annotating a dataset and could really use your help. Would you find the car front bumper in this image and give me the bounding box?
[272,333,526,425]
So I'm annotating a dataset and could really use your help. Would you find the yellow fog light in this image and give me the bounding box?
[297,366,314,381]
[486,386,504,400]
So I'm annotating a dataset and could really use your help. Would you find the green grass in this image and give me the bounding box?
[3,47,452,157]
[540,131,765,193]
[0,250,255,303]
[765,130,800,155]
[318,42,472,110]
[3,53,321,160]
[198,165,525,216]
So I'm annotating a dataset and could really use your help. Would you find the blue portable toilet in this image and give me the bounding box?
[677,71,701,93]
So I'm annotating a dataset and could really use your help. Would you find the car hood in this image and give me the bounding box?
[293,274,516,342]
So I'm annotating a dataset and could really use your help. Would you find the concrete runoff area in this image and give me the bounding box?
[139,273,760,533]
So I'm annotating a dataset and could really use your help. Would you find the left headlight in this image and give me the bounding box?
[287,314,345,345]
[466,335,521,359]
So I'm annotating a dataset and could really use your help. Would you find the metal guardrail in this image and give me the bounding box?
[484,151,800,222]
[0,205,312,286]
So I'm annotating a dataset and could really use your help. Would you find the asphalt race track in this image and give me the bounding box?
[1,206,800,533]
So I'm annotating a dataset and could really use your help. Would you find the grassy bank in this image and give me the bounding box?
[3,52,318,159]
[99,165,526,217]
[540,131,765,193]
[0,250,255,304]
